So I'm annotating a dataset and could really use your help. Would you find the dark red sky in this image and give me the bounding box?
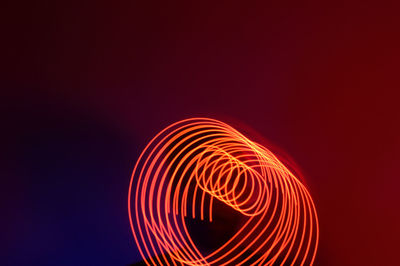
[3,2,400,265]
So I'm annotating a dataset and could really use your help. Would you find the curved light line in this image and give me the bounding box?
[128,118,319,265]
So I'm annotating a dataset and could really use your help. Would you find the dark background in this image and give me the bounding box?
[2,2,400,265]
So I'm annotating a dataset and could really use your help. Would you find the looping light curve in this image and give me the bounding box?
[128,118,319,265]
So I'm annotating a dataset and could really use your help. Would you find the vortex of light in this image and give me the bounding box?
[128,118,319,265]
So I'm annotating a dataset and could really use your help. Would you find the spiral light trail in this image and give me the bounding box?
[128,118,319,265]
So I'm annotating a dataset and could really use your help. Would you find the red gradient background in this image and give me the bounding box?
[2,2,400,265]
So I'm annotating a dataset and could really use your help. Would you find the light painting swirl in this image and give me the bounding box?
[128,118,319,265]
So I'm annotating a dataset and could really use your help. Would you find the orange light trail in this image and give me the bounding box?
[128,118,319,265]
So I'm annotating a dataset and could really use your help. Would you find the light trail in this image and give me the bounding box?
[128,118,319,265]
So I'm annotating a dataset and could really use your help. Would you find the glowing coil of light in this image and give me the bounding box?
[128,118,319,265]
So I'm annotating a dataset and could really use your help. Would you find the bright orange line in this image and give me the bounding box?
[128,118,319,265]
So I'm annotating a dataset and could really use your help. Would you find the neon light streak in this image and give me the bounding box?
[128,118,319,265]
